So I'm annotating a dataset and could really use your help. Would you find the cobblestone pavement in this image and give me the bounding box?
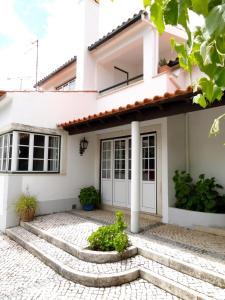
[8,226,225,300]
[0,234,179,300]
[72,209,225,264]
[72,209,161,231]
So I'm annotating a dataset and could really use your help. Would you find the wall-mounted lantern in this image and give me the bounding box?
[80,137,88,156]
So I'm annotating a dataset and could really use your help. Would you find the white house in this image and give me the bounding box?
[0,0,225,232]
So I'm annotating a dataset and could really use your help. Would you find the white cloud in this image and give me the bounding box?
[0,0,81,90]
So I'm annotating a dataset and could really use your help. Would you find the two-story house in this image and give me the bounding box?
[0,0,224,233]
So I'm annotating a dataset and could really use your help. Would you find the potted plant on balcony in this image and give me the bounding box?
[158,58,170,73]
[79,186,100,211]
[16,193,38,222]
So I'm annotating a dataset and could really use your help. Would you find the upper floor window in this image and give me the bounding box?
[0,131,60,173]
[56,78,76,91]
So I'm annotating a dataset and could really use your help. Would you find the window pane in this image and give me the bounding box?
[149,147,155,158]
[18,146,29,158]
[149,136,155,146]
[2,159,6,171]
[19,133,30,145]
[48,148,58,160]
[0,136,3,147]
[149,159,155,169]
[48,160,58,171]
[34,147,44,159]
[8,159,11,171]
[143,148,148,158]
[18,159,29,171]
[142,137,148,147]
[149,171,155,181]
[33,160,44,171]
[49,136,59,148]
[102,170,106,179]
[34,135,45,146]
[143,171,148,181]
[9,146,12,159]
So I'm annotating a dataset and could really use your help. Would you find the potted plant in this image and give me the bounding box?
[79,186,100,211]
[158,58,170,73]
[16,193,38,222]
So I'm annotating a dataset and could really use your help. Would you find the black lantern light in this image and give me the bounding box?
[80,137,88,155]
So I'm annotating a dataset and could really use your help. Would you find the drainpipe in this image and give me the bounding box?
[131,121,140,233]
[185,113,190,173]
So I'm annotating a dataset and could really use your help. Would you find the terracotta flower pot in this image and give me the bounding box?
[158,65,171,73]
[20,208,35,222]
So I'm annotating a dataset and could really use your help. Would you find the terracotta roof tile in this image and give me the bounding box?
[0,90,6,97]
[58,86,193,129]
[88,10,148,51]
[34,56,77,88]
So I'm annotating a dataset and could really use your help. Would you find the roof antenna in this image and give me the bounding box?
[32,40,39,91]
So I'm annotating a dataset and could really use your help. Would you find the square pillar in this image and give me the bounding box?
[131,121,140,233]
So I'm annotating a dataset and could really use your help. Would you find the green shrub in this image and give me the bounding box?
[173,171,225,213]
[16,193,38,214]
[79,186,100,206]
[173,170,194,209]
[88,211,129,253]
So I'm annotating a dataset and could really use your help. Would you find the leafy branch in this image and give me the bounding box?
[144,0,225,135]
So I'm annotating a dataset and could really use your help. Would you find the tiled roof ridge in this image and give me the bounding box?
[58,86,193,128]
[34,56,77,88]
[88,10,148,51]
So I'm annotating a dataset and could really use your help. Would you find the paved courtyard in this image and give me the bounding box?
[1,210,225,300]
[0,234,179,300]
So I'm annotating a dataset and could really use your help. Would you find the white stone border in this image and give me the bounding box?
[20,221,137,263]
[6,227,218,299]
[169,207,225,228]
[20,220,225,289]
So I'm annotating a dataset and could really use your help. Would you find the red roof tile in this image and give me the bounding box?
[58,86,193,129]
[0,90,6,97]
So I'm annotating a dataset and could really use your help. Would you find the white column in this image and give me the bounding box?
[131,121,140,233]
[143,28,159,81]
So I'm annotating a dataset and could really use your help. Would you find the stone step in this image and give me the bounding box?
[21,219,225,289]
[6,226,225,300]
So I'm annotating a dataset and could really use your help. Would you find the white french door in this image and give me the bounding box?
[101,133,156,213]
[113,139,128,207]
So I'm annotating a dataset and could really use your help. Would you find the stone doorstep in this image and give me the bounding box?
[4,227,214,300]
[20,220,225,289]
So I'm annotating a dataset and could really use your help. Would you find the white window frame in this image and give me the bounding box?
[9,131,60,173]
[0,133,13,172]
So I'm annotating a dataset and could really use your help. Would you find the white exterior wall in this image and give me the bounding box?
[188,107,225,185]
[0,92,97,129]
[98,0,144,37]
[167,114,186,207]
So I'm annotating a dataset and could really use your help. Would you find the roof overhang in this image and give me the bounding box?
[88,10,148,52]
[59,87,225,135]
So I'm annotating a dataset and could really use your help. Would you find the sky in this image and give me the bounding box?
[0,0,202,91]
[0,0,81,90]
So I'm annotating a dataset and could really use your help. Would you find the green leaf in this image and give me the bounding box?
[215,67,225,88]
[205,4,225,37]
[199,77,223,103]
[193,94,207,108]
[144,0,151,8]
[191,0,208,16]
[164,0,178,25]
[150,1,165,34]
[216,35,225,55]
[177,0,192,42]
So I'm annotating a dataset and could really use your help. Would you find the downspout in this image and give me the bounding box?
[185,113,190,173]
